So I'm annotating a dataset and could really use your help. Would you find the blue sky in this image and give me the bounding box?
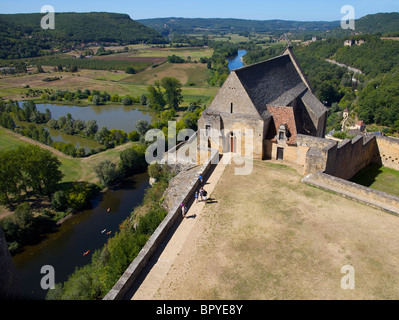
[1,0,398,21]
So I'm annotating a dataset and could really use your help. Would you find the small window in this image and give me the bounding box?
[206,125,211,135]
[230,103,233,113]
[279,132,284,140]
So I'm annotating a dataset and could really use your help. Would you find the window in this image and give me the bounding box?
[279,132,284,140]
[206,125,211,136]
[230,103,233,113]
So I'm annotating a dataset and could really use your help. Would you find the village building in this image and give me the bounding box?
[197,47,328,162]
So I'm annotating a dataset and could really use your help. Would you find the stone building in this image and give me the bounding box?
[197,47,328,162]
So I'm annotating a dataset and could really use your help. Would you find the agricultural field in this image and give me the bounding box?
[0,46,217,107]
[120,62,210,86]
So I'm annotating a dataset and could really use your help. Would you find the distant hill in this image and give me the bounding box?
[138,17,340,36]
[329,12,399,36]
[0,12,167,44]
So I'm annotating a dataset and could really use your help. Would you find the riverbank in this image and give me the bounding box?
[11,171,150,300]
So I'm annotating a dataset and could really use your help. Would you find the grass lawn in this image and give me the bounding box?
[350,163,399,197]
[0,127,133,184]
[155,160,399,299]
[0,127,135,219]
[0,127,31,150]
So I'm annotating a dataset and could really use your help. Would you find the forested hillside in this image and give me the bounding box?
[0,12,167,59]
[138,17,340,36]
[329,12,399,37]
[243,34,399,132]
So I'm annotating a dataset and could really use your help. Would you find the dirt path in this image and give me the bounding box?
[1,127,74,159]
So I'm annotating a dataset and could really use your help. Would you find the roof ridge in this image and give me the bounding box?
[233,53,288,73]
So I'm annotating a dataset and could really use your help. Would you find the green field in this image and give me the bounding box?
[0,46,218,107]
[0,127,133,184]
[0,127,30,150]
[350,163,399,197]
[119,62,210,86]
[132,47,213,60]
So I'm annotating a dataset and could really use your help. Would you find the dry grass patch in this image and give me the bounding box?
[154,160,399,300]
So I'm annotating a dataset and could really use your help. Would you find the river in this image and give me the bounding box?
[9,55,245,300]
[12,172,150,300]
[227,49,247,71]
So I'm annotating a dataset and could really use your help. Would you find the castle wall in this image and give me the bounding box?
[323,136,379,180]
[289,134,380,180]
[375,135,399,171]
[302,172,399,216]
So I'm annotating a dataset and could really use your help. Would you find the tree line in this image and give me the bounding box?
[0,145,63,205]
[0,99,141,157]
[46,164,174,300]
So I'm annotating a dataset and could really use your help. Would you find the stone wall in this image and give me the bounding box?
[0,227,19,299]
[295,134,379,180]
[302,171,399,216]
[375,135,399,171]
[323,135,379,180]
[103,149,220,300]
[198,112,268,162]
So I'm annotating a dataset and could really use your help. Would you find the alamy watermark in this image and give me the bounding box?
[341,265,355,290]
[40,265,55,290]
[40,5,55,30]
[341,5,355,30]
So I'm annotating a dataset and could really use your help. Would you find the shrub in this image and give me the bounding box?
[51,190,68,211]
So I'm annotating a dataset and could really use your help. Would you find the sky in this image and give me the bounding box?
[1,0,399,21]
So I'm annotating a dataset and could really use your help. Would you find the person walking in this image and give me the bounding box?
[195,191,199,203]
[181,203,186,218]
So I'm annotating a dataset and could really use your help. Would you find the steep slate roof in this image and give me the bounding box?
[234,54,303,116]
[300,90,328,118]
[233,48,327,121]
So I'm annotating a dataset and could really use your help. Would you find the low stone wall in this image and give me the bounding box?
[375,135,399,171]
[103,149,220,300]
[324,135,378,180]
[296,134,379,180]
[302,171,399,216]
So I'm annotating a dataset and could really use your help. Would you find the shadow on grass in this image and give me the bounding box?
[350,163,384,187]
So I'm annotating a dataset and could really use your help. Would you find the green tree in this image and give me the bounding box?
[93,160,120,187]
[140,94,147,105]
[147,81,166,112]
[121,96,133,106]
[119,145,147,177]
[161,77,183,109]
[84,120,98,137]
[135,120,150,137]
[92,95,100,106]
[125,67,136,74]
[51,190,68,211]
